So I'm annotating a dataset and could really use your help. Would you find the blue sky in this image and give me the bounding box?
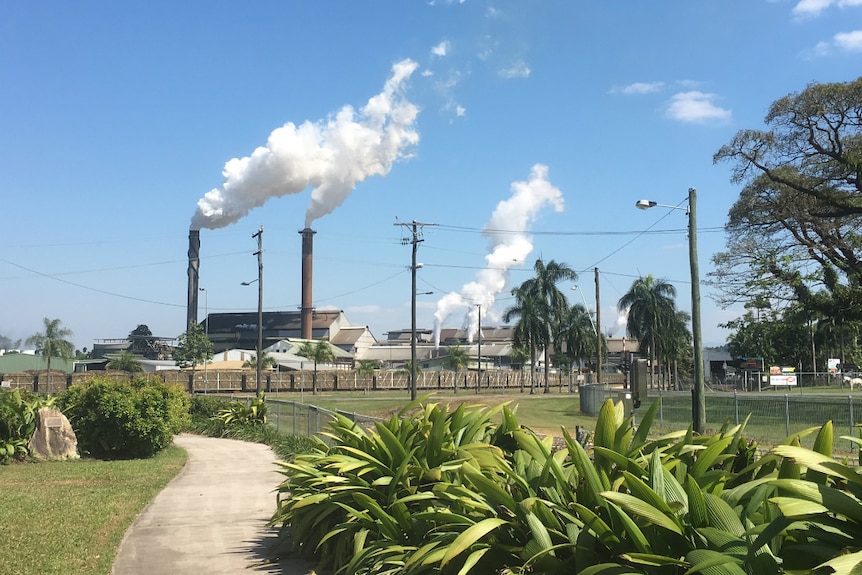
[2,1,861,351]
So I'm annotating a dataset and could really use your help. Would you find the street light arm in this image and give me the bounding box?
[635,199,687,212]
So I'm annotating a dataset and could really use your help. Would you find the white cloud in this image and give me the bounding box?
[498,60,531,79]
[806,29,862,56]
[665,91,732,123]
[421,69,434,77]
[835,30,862,51]
[613,81,665,95]
[793,0,862,18]
[794,0,834,17]
[431,40,450,57]
[455,105,466,117]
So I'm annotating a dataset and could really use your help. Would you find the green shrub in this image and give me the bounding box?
[189,394,231,418]
[57,376,190,459]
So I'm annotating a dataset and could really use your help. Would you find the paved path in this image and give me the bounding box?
[111,434,316,575]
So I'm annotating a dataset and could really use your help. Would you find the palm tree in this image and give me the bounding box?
[297,339,335,395]
[243,352,279,370]
[107,350,144,373]
[355,359,380,376]
[520,259,578,393]
[503,285,545,394]
[555,303,597,378]
[442,344,469,371]
[618,274,678,389]
[26,317,74,389]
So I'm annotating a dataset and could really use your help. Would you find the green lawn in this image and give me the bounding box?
[269,390,598,437]
[0,446,187,575]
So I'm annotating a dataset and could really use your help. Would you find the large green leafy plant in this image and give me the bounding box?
[270,397,862,575]
[0,388,56,463]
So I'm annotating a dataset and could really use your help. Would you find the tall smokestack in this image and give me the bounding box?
[300,228,316,339]
[187,230,201,331]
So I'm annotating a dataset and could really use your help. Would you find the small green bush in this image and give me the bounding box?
[189,394,230,418]
[57,376,190,459]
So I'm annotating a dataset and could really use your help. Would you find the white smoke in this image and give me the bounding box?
[433,164,564,344]
[191,59,420,230]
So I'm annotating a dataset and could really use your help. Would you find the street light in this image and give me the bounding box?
[635,188,705,433]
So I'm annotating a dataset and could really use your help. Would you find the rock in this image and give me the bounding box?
[28,407,79,460]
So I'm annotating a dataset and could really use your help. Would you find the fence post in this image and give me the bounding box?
[241,374,247,392]
[785,394,790,438]
[266,374,271,393]
[66,374,73,390]
[850,395,855,452]
[293,402,297,435]
[187,373,194,394]
[333,373,338,391]
[734,390,739,426]
[33,374,38,394]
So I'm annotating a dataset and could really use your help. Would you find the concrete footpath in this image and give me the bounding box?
[111,434,317,575]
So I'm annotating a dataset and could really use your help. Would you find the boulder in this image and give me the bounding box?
[28,407,79,460]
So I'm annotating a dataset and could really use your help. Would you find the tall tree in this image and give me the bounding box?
[26,317,74,388]
[297,339,335,395]
[0,334,22,350]
[555,303,597,375]
[713,76,862,321]
[618,275,679,388]
[503,285,544,394]
[520,259,578,393]
[173,323,213,376]
[442,344,469,372]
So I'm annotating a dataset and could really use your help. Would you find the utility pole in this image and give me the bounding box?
[396,220,436,401]
[688,188,705,433]
[253,226,264,394]
[476,303,481,393]
[595,267,601,385]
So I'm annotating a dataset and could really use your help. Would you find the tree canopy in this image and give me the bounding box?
[107,350,144,373]
[711,76,862,368]
[26,318,74,386]
[713,76,862,321]
[297,339,335,395]
[173,323,212,373]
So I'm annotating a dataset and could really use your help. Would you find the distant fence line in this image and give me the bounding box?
[259,390,862,456]
[1,368,605,396]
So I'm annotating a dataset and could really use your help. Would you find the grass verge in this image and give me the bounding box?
[0,446,187,575]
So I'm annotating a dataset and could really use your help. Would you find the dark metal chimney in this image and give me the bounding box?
[187,229,200,331]
[299,228,316,339]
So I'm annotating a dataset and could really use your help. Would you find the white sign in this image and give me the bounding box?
[770,374,798,387]
[828,358,840,374]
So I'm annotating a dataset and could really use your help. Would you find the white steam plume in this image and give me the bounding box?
[433,164,564,344]
[191,59,420,230]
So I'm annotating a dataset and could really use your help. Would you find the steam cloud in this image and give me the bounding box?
[191,59,420,230]
[433,164,564,344]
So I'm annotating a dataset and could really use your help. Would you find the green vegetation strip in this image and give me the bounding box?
[0,446,187,575]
